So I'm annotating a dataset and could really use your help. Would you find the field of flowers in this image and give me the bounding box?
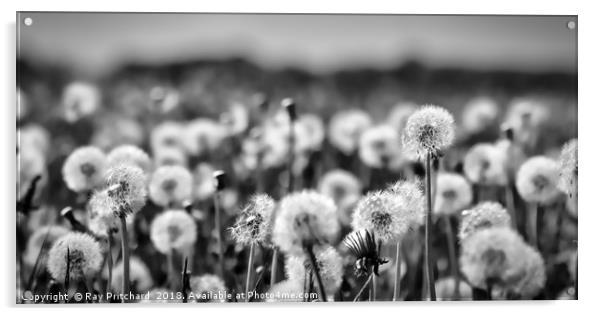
[16,59,577,303]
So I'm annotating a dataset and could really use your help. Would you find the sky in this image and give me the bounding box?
[17,13,577,77]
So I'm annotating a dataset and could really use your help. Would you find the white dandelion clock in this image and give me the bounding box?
[19,124,51,155]
[318,169,362,207]
[189,274,227,302]
[46,232,103,282]
[296,114,326,152]
[516,156,561,204]
[272,190,340,255]
[62,82,100,123]
[230,194,276,246]
[464,143,508,186]
[150,209,197,255]
[87,191,120,236]
[558,139,577,197]
[105,164,147,217]
[461,97,499,134]
[184,118,228,156]
[359,124,402,169]
[285,245,344,296]
[458,202,512,241]
[403,105,455,158]
[328,109,372,155]
[107,145,152,173]
[62,146,107,193]
[110,257,153,293]
[434,173,473,216]
[149,165,193,207]
[387,180,426,229]
[150,121,185,152]
[506,245,546,299]
[193,163,216,201]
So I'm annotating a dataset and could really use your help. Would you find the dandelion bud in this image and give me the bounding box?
[62,146,107,192]
[272,190,339,255]
[557,139,577,197]
[107,145,152,173]
[285,245,344,296]
[213,170,226,191]
[149,165,193,208]
[328,109,372,155]
[189,274,227,302]
[402,105,455,159]
[230,194,276,246]
[516,156,560,204]
[46,232,103,282]
[434,173,473,216]
[150,209,197,255]
[281,98,297,121]
[458,202,511,241]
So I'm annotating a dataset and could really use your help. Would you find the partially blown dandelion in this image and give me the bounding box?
[230,194,276,246]
[105,164,147,217]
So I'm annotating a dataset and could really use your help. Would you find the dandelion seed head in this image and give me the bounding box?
[458,202,511,240]
[295,114,325,152]
[359,124,402,169]
[387,180,425,228]
[87,190,120,236]
[192,163,216,201]
[230,194,276,246]
[273,190,340,255]
[328,110,373,155]
[464,143,508,185]
[149,165,193,207]
[434,173,473,215]
[46,232,103,282]
[150,209,197,255]
[318,169,362,207]
[62,146,107,192]
[403,105,455,158]
[189,274,227,302]
[184,118,228,156]
[461,97,499,134]
[265,280,304,302]
[150,121,185,152]
[516,156,560,204]
[107,145,152,173]
[62,82,100,122]
[23,225,69,267]
[110,257,153,293]
[558,139,577,197]
[285,245,344,296]
[506,245,546,299]
[105,164,147,217]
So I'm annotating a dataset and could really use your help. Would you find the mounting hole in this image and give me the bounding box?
[567,21,576,30]
[23,17,33,26]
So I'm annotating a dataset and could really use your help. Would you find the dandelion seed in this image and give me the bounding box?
[285,245,344,296]
[107,145,152,173]
[272,190,339,255]
[458,202,511,241]
[109,257,153,293]
[461,97,499,134]
[402,105,455,159]
[149,165,193,207]
[359,124,402,169]
[230,194,276,246]
[150,209,197,255]
[434,173,473,215]
[328,109,372,155]
[23,225,69,267]
[189,274,227,302]
[62,82,100,123]
[558,139,577,197]
[46,232,103,282]
[62,146,107,193]
[105,164,147,217]
[183,118,228,156]
[516,156,560,204]
[464,143,507,186]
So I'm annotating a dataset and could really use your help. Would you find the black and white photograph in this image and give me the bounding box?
[15,12,578,305]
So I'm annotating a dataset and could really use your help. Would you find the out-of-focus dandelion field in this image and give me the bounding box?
[16,37,577,303]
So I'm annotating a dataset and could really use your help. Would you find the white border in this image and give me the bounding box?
[2,1,599,315]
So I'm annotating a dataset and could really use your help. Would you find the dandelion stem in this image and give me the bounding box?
[107,232,113,297]
[353,273,373,302]
[393,241,402,301]
[119,215,130,298]
[304,245,327,302]
[424,153,437,301]
[166,249,175,289]
[213,191,225,279]
[528,203,539,248]
[505,183,518,230]
[371,272,378,301]
[245,243,256,302]
[443,215,460,300]
[270,247,279,288]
